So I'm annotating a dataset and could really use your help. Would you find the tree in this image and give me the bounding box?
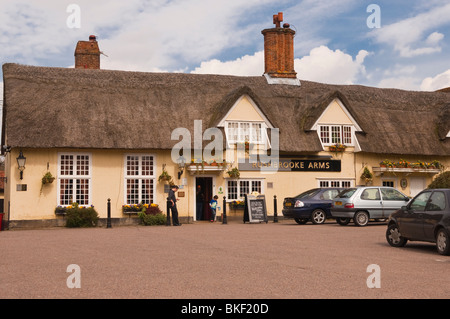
[428,171,450,189]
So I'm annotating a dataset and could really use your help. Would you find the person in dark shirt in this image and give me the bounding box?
[168,184,181,226]
[196,185,204,221]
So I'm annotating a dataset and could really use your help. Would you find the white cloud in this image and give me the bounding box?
[369,3,450,57]
[426,31,444,45]
[377,76,422,91]
[295,46,369,84]
[191,51,264,76]
[420,69,450,91]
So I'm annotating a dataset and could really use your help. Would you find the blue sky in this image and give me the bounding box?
[1,0,450,100]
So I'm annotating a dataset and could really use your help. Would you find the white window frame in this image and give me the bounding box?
[318,124,354,146]
[57,152,92,206]
[124,154,156,205]
[226,178,264,201]
[317,179,354,188]
[225,121,267,145]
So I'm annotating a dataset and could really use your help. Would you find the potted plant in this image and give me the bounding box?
[227,167,240,178]
[329,143,346,152]
[380,159,393,168]
[158,164,173,184]
[360,167,373,185]
[40,171,55,194]
[42,171,55,185]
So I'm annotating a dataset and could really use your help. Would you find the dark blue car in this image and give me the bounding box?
[386,188,450,255]
[282,188,343,224]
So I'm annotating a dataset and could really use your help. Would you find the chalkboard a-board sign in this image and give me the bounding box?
[243,194,268,223]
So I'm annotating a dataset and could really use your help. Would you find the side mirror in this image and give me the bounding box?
[404,197,410,201]
[401,205,407,211]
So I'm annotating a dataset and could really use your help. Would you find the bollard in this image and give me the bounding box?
[222,196,227,224]
[106,198,112,228]
[166,199,171,226]
[273,195,278,223]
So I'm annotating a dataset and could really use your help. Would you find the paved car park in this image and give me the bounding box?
[1,219,449,300]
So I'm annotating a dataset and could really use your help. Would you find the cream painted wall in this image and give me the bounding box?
[4,148,194,221]
[226,95,265,122]
[3,147,449,222]
[316,99,354,125]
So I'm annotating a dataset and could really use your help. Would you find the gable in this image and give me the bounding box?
[218,94,273,128]
[311,98,362,131]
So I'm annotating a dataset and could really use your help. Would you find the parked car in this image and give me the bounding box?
[282,188,343,224]
[331,186,410,226]
[386,188,450,255]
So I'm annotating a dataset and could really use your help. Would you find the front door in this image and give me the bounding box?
[196,177,213,221]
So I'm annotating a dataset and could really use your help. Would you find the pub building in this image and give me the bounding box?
[1,13,449,228]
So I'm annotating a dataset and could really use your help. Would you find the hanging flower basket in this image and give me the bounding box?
[42,172,55,185]
[328,143,346,152]
[226,167,240,178]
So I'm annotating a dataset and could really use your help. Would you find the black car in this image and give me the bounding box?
[386,188,450,255]
[282,188,343,224]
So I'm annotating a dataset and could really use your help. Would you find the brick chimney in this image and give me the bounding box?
[74,35,100,69]
[261,13,298,85]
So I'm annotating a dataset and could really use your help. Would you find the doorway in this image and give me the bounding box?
[196,177,213,221]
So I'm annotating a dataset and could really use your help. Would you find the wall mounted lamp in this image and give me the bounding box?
[177,156,186,179]
[16,150,26,180]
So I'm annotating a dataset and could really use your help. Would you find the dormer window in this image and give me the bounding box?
[226,121,265,144]
[319,125,353,146]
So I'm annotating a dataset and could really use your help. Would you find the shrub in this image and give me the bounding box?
[138,212,166,226]
[428,171,450,189]
[65,203,99,228]
[145,203,163,215]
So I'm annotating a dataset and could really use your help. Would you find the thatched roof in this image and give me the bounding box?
[2,63,449,156]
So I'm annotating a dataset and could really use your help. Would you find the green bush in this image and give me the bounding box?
[65,204,99,228]
[428,171,450,189]
[138,212,166,226]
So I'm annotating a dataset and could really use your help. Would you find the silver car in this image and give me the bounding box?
[331,187,410,226]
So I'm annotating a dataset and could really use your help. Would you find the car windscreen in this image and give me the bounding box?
[295,189,321,199]
[337,188,357,198]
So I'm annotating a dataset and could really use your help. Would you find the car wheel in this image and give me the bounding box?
[354,211,369,227]
[294,218,308,225]
[436,229,450,256]
[386,224,407,247]
[336,217,350,226]
[311,209,326,224]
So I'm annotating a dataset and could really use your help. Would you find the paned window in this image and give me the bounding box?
[58,153,91,206]
[227,179,264,200]
[125,155,155,204]
[226,121,265,144]
[318,180,353,188]
[319,125,353,145]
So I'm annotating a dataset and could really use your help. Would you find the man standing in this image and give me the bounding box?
[168,184,181,226]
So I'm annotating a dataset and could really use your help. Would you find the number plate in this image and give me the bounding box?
[335,201,342,206]
[285,202,292,206]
